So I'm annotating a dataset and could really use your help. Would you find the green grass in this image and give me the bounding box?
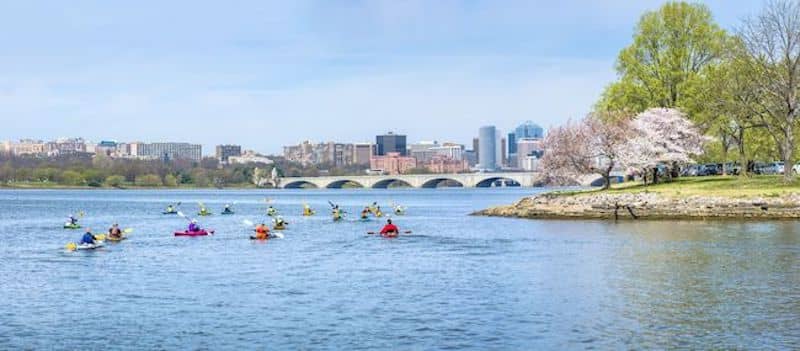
[554,175,800,198]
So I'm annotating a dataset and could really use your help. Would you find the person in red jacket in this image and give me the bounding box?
[379,219,399,237]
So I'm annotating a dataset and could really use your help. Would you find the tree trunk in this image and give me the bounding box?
[721,145,728,176]
[652,167,659,185]
[601,162,614,190]
[738,128,747,177]
[784,132,795,181]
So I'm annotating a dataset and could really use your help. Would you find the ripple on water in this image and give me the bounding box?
[0,189,799,349]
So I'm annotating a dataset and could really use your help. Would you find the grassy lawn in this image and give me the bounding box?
[556,175,800,198]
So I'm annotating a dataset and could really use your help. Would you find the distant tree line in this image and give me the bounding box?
[0,154,260,188]
[0,154,380,188]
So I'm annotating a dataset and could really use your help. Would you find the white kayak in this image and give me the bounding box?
[75,242,104,250]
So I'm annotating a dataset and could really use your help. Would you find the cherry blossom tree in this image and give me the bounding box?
[541,112,633,189]
[621,108,708,184]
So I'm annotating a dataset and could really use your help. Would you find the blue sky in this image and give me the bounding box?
[0,0,762,154]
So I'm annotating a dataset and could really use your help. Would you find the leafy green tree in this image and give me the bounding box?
[737,0,800,179]
[32,168,58,182]
[59,170,85,186]
[598,1,728,119]
[104,175,126,187]
[164,174,179,187]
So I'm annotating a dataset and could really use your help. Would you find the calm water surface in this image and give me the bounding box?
[0,188,798,350]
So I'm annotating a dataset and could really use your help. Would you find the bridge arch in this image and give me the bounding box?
[326,179,365,189]
[475,176,522,188]
[372,178,413,189]
[421,178,464,188]
[283,180,320,189]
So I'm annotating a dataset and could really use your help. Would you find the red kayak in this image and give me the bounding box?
[381,232,399,238]
[174,230,214,237]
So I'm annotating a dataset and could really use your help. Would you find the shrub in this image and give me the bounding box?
[135,174,163,187]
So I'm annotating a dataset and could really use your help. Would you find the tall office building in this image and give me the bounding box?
[517,138,544,170]
[353,143,373,165]
[507,132,517,155]
[499,136,506,168]
[515,121,544,139]
[478,126,497,171]
[472,138,480,160]
[216,144,242,163]
[376,132,407,156]
[132,142,202,162]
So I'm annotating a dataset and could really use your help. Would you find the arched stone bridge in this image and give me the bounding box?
[275,172,622,189]
[276,172,610,189]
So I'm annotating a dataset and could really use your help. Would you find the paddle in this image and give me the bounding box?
[367,231,413,235]
[177,211,212,235]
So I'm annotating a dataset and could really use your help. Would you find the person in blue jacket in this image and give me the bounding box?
[80,229,97,245]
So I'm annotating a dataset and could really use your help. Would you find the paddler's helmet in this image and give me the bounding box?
[191,219,197,224]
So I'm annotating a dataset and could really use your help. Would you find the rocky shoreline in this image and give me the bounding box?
[475,192,800,220]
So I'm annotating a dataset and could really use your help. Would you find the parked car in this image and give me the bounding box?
[703,163,720,176]
[752,162,768,175]
[681,164,700,176]
[793,162,800,174]
[763,162,785,175]
[719,162,741,175]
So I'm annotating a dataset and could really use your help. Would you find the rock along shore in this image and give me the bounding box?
[474,192,800,220]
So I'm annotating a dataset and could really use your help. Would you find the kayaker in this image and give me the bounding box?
[223,204,233,214]
[303,204,314,216]
[361,207,370,219]
[199,206,210,215]
[379,219,399,236]
[254,223,270,240]
[108,223,123,239]
[267,206,277,216]
[188,220,201,232]
[274,216,288,229]
[374,206,383,217]
[81,229,97,245]
[165,204,175,213]
[394,205,405,215]
[332,207,343,221]
[68,215,78,225]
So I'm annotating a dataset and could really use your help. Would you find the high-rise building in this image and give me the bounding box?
[507,132,517,155]
[353,143,373,165]
[46,138,88,156]
[500,136,507,168]
[9,139,46,155]
[216,144,242,163]
[132,142,202,162]
[376,132,407,156]
[478,126,497,171]
[472,138,480,160]
[463,150,478,167]
[409,141,439,163]
[515,121,544,140]
[517,138,544,170]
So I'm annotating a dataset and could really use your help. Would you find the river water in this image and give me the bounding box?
[0,188,798,350]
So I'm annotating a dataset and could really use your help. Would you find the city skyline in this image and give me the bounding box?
[0,1,760,153]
